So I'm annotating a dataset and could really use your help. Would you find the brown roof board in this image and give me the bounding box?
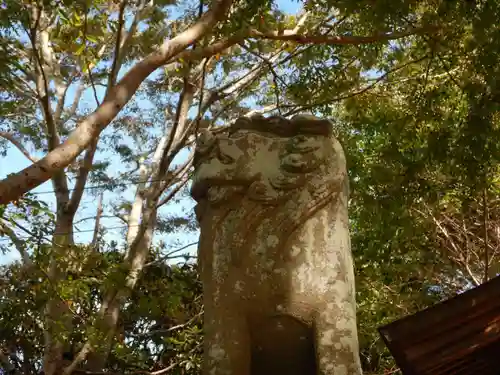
[378,276,500,375]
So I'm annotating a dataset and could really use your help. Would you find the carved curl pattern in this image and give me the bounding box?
[192,114,341,206]
[229,113,333,137]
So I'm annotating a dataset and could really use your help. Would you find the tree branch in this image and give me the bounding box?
[283,54,430,116]
[483,188,489,283]
[67,0,152,222]
[61,82,86,125]
[129,311,202,338]
[151,72,196,187]
[29,9,60,151]
[0,219,33,267]
[248,25,434,45]
[0,132,38,163]
[66,138,98,215]
[28,6,72,216]
[0,0,234,204]
[156,160,192,208]
[107,0,128,91]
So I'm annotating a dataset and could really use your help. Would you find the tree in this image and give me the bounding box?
[4,1,500,374]
[0,0,432,204]
[320,2,500,371]
[0,246,204,375]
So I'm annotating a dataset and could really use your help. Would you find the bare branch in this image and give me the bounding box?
[0,219,33,267]
[0,132,38,163]
[483,188,489,282]
[27,6,71,215]
[66,138,98,215]
[156,159,193,207]
[243,104,279,118]
[239,42,287,114]
[108,0,152,89]
[74,214,115,225]
[130,311,202,338]
[91,191,104,248]
[61,82,85,125]
[107,0,128,90]
[162,72,196,162]
[248,25,434,45]
[144,241,199,267]
[29,14,60,151]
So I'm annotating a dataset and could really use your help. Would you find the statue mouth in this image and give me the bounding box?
[191,175,259,204]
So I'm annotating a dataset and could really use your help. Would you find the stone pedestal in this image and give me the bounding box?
[191,114,363,375]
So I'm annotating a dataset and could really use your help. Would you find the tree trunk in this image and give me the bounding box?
[85,207,157,371]
[43,210,76,375]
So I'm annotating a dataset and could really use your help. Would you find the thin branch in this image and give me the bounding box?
[91,191,104,248]
[107,0,128,91]
[414,206,482,286]
[150,67,197,195]
[87,62,101,106]
[61,82,85,125]
[248,25,435,45]
[66,138,98,215]
[74,214,116,225]
[242,104,279,118]
[239,42,287,114]
[483,188,489,282]
[155,154,193,206]
[172,20,426,77]
[194,57,209,136]
[110,0,151,85]
[0,219,33,267]
[283,54,430,116]
[182,41,288,133]
[28,8,60,151]
[27,6,71,217]
[66,0,132,217]
[144,241,198,267]
[0,132,38,163]
[130,311,202,338]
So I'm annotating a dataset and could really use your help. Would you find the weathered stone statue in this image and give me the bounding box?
[191,114,363,375]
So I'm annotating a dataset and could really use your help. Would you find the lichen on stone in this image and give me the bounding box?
[192,114,363,375]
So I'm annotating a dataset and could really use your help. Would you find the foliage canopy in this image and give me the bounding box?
[0,0,499,374]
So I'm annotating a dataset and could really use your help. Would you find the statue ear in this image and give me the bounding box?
[286,134,321,153]
[279,135,326,174]
[281,153,322,174]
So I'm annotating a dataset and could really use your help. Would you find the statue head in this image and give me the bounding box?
[191,114,348,222]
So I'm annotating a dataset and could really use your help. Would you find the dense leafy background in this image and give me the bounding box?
[1,0,499,374]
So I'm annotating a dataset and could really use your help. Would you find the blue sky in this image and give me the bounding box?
[0,0,303,265]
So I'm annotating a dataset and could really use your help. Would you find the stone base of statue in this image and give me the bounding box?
[191,114,363,375]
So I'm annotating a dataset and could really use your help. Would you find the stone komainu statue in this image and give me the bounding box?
[191,114,363,375]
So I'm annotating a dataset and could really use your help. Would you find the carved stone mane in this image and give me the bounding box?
[192,113,347,215]
[191,114,362,375]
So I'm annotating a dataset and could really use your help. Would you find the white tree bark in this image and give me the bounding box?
[0,0,234,204]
